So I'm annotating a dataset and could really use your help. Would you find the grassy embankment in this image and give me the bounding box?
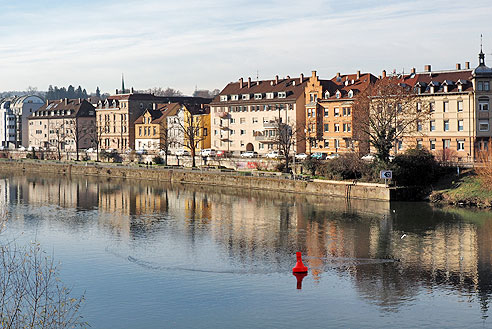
[430,168,492,208]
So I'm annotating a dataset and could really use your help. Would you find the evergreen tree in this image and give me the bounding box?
[95,87,101,98]
[67,85,75,98]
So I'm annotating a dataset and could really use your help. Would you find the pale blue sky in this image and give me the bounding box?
[0,0,491,95]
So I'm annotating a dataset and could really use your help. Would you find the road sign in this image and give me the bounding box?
[380,170,392,179]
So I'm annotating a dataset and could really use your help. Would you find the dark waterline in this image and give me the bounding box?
[0,173,491,328]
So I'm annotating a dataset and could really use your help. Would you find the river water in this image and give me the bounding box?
[0,173,491,328]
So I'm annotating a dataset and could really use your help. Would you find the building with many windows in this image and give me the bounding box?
[396,50,492,162]
[304,70,377,155]
[28,98,96,152]
[210,75,307,155]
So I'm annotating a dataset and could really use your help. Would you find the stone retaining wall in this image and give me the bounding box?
[1,160,397,201]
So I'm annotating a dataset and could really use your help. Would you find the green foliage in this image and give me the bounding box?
[153,155,164,165]
[392,148,440,186]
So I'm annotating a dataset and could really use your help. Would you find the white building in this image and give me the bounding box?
[0,98,17,148]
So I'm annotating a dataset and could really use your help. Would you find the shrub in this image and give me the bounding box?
[153,155,164,165]
[318,153,371,180]
[302,157,320,176]
[101,150,122,163]
[392,148,440,186]
[275,161,286,173]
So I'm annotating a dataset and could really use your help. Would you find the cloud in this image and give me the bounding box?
[0,0,491,94]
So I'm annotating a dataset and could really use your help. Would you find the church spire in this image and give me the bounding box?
[479,34,485,66]
[121,73,126,93]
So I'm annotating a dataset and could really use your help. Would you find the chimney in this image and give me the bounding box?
[131,87,134,93]
[300,73,304,83]
[275,75,279,85]
[286,75,290,79]
[336,72,340,78]
[239,77,243,88]
[153,103,156,110]
[116,89,118,95]
[64,98,68,106]
[357,70,361,79]
[248,77,251,88]
[411,67,416,74]
[382,70,387,78]
[465,61,470,69]
[424,65,431,72]
[312,70,317,77]
[456,63,461,70]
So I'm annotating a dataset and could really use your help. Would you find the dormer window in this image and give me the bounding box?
[278,92,286,98]
[220,95,228,102]
[231,94,239,101]
[444,85,448,93]
[266,92,274,99]
[242,94,250,100]
[430,86,435,94]
[458,84,463,92]
[348,90,354,98]
[254,93,262,100]
[336,90,341,99]
[324,91,330,99]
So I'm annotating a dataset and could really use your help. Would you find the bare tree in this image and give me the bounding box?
[142,87,183,97]
[86,124,104,162]
[160,126,177,166]
[66,119,96,161]
[271,120,305,173]
[352,77,431,163]
[176,114,206,167]
[0,220,86,328]
[47,121,68,161]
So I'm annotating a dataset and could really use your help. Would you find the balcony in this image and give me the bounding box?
[215,111,229,118]
[254,132,276,143]
[262,121,279,129]
[220,126,229,130]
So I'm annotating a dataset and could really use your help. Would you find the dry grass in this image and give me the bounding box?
[476,146,492,191]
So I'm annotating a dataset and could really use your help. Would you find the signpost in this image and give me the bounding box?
[380,170,392,186]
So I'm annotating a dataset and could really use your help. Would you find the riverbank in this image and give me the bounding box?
[0,159,407,201]
[430,169,492,208]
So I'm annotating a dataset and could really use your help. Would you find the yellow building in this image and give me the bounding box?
[134,103,180,152]
[168,104,210,154]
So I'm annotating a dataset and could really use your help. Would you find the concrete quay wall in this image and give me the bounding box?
[1,160,397,201]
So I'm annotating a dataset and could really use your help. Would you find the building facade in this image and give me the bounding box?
[304,71,376,155]
[95,93,211,152]
[28,98,96,152]
[210,75,307,155]
[166,104,210,154]
[397,51,492,162]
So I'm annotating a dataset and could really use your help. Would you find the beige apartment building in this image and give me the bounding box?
[28,98,96,152]
[210,75,307,155]
[397,49,492,162]
[96,93,211,152]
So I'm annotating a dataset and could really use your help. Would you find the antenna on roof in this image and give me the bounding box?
[481,33,483,53]
[256,70,259,83]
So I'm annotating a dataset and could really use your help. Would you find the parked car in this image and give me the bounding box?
[241,151,258,158]
[326,153,339,159]
[86,148,95,153]
[361,154,376,162]
[136,149,148,155]
[200,148,217,157]
[175,149,190,156]
[18,146,26,151]
[295,153,309,160]
[264,151,284,159]
[311,152,327,160]
[216,150,230,157]
[159,149,170,156]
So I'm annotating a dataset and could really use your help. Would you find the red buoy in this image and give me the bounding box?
[292,252,308,273]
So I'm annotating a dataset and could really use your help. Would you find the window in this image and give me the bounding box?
[214,130,218,135]
[430,102,435,112]
[240,129,246,135]
[479,99,489,111]
[485,81,490,91]
[153,127,156,135]
[444,120,449,131]
[334,139,339,149]
[430,139,436,150]
[266,93,274,99]
[458,120,464,131]
[232,95,239,101]
[254,94,262,100]
[343,123,351,132]
[430,120,436,131]
[443,139,451,149]
[220,95,228,102]
[479,120,489,131]
[342,107,351,116]
[334,124,340,132]
[307,109,312,118]
[417,121,422,132]
[139,127,142,135]
[443,101,449,112]
[240,117,246,124]
[417,140,423,149]
[457,100,463,112]
[242,94,250,100]
[334,108,340,117]
[397,140,403,150]
[324,124,329,132]
[278,92,286,98]
[230,129,235,135]
[252,117,258,123]
[457,140,465,151]
[203,128,208,136]
[230,118,235,124]
[324,140,329,148]
[324,108,329,117]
